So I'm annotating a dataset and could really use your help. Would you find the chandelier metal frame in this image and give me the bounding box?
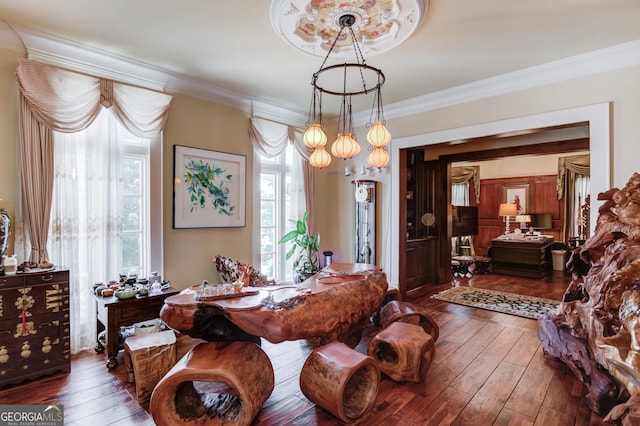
[304,13,391,169]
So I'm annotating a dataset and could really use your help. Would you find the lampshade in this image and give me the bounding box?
[309,147,332,168]
[515,214,531,223]
[366,121,392,148]
[303,123,327,149]
[368,147,390,169]
[498,203,518,217]
[331,133,361,160]
[302,13,390,169]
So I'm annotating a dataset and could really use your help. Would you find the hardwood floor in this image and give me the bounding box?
[0,271,610,425]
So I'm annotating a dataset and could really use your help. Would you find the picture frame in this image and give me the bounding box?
[503,183,530,215]
[173,145,246,228]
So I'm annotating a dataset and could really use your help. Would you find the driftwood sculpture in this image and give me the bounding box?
[538,172,640,424]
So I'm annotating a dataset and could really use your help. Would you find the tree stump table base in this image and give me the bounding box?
[380,300,440,342]
[368,321,435,383]
[150,341,274,426]
[123,330,177,404]
[299,341,380,423]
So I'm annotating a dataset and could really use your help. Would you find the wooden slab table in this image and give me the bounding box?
[160,263,388,348]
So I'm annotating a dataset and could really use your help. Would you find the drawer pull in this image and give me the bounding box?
[41,274,54,282]
[0,330,11,336]
[39,322,54,328]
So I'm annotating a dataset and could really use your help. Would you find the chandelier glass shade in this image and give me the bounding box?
[304,13,391,169]
[308,146,332,168]
[303,123,328,149]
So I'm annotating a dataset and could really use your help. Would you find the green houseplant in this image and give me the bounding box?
[278,210,321,283]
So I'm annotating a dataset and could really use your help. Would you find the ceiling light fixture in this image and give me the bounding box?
[304,14,391,169]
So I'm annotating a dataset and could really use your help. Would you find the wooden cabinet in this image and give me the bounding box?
[399,148,440,296]
[489,238,553,278]
[0,269,70,388]
[95,286,179,369]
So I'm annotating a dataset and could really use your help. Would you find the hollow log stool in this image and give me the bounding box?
[123,330,177,404]
[368,321,435,383]
[380,300,440,342]
[299,341,380,423]
[150,341,274,426]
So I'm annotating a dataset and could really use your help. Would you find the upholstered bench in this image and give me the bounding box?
[299,341,380,423]
[368,321,435,383]
[150,341,274,426]
[124,330,177,404]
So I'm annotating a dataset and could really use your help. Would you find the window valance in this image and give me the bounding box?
[16,58,172,138]
[451,166,480,204]
[16,58,172,263]
[557,154,590,200]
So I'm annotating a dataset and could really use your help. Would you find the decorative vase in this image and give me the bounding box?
[0,208,9,257]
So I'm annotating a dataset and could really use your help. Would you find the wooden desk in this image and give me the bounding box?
[489,237,553,278]
[94,286,179,369]
[160,264,388,348]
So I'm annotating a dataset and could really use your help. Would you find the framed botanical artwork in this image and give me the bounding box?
[503,183,530,215]
[173,145,246,228]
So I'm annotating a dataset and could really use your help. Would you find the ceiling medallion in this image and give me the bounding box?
[270,0,428,58]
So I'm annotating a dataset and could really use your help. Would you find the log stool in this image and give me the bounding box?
[368,322,435,383]
[124,330,177,404]
[380,300,440,342]
[299,341,380,423]
[150,341,274,426]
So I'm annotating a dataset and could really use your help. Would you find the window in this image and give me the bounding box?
[49,109,161,351]
[259,145,295,282]
[574,176,590,238]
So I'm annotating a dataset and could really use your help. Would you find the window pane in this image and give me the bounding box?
[261,173,275,199]
[261,253,274,279]
[122,233,141,270]
[261,200,275,227]
[123,196,141,231]
[123,158,142,195]
[261,227,275,254]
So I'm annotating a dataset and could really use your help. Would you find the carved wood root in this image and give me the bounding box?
[380,300,440,342]
[368,321,435,383]
[150,341,274,426]
[538,315,629,416]
[299,341,380,423]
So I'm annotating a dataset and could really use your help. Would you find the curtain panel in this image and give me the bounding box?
[249,117,316,229]
[556,154,590,241]
[15,58,172,263]
[451,166,480,204]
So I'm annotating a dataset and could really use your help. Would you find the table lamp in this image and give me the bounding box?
[498,203,518,234]
[515,214,531,230]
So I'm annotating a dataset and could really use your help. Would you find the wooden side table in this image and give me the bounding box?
[94,286,179,369]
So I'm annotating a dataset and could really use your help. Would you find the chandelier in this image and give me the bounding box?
[303,14,392,169]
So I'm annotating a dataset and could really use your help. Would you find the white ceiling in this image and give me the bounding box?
[1,0,640,120]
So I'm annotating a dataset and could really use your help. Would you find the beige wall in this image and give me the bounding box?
[2,45,640,287]
[0,49,20,252]
[162,94,252,288]
[0,49,256,289]
[315,64,640,275]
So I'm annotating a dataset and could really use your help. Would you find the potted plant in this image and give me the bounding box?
[278,210,321,283]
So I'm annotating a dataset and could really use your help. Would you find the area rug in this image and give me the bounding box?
[431,287,560,319]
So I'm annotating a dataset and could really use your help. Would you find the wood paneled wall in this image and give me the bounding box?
[473,175,564,255]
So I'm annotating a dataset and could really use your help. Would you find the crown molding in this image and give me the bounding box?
[356,39,640,124]
[2,24,639,125]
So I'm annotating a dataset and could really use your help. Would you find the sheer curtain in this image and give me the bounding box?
[15,58,171,353]
[49,110,142,352]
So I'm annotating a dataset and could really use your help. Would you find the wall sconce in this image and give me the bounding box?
[498,203,518,234]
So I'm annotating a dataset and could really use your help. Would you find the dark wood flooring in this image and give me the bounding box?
[0,271,610,425]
